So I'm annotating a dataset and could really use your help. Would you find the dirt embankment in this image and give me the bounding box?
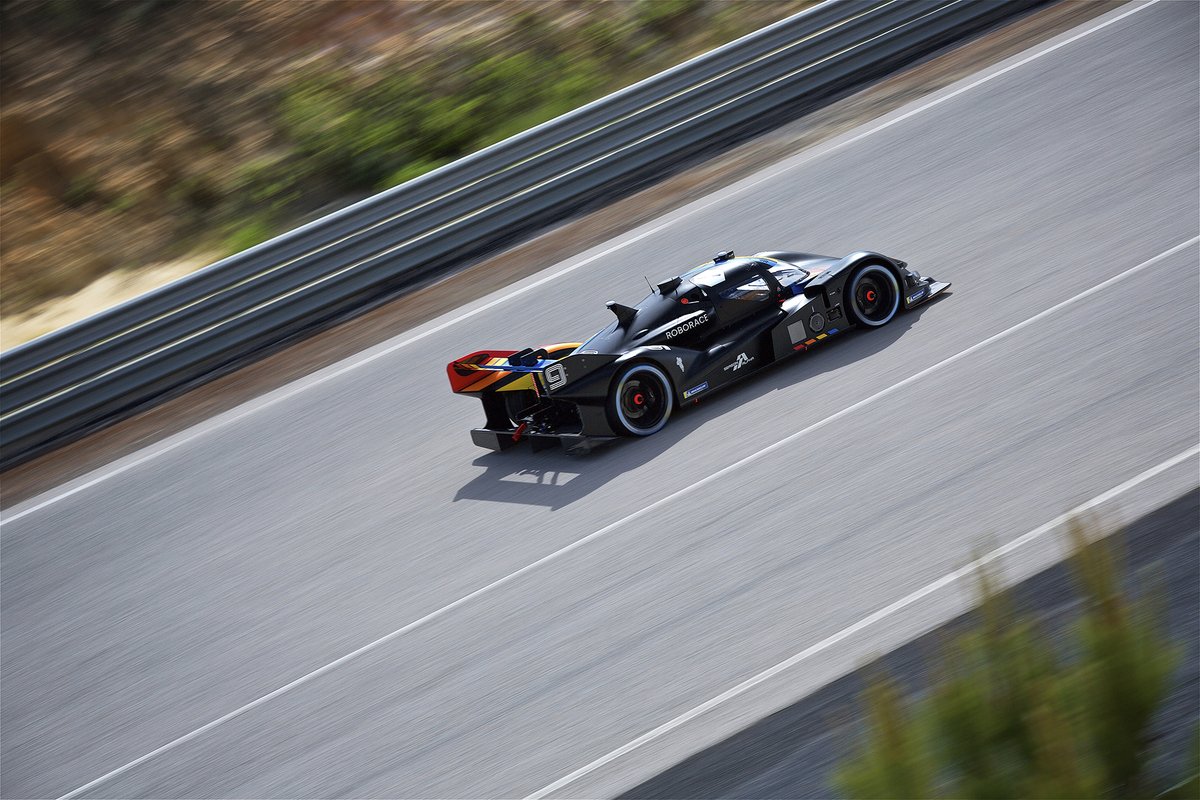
[0,0,808,347]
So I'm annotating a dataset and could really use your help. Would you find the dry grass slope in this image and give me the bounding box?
[0,0,808,347]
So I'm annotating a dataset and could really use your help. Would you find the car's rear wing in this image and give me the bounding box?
[447,343,580,394]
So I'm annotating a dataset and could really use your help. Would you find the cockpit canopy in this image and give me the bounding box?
[578,252,834,354]
[681,257,814,294]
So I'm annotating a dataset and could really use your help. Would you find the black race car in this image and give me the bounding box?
[448,250,948,453]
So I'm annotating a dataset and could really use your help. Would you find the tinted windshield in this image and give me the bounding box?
[682,266,728,287]
[718,276,771,302]
[682,258,762,288]
[767,262,809,289]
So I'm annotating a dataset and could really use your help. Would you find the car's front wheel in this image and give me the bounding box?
[846,263,900,327]
[607,363,673,436]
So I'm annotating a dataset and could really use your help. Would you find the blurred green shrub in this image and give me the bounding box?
[269,44,607,206]
[62,172,102,208]
[223,218,274,254]
[232,2,729,226]
[836,517,1186,799]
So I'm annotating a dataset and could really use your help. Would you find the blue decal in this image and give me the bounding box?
[827,327,839,335]
[906,287,926,304]
[683,382,709,399]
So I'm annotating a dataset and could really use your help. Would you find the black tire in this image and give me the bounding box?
[607,363,673,436]
[503,390,537,425]
[846,263,901,327]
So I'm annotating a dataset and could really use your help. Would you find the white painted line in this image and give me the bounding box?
[55,235,1198,799]
[525,443,1200,799]
[3,0,1160,524]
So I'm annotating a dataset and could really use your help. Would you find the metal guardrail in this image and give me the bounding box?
[0,0,1042,468]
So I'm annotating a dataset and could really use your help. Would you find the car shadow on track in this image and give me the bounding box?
[453,295,950,510]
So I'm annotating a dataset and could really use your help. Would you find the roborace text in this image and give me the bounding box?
[665,313,709,339]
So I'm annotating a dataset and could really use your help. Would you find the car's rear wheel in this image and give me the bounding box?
[846,263,900,327]
[607,363,673,436]
[503,389,537,426]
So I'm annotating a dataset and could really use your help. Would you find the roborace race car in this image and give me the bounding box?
[448,250,948,454]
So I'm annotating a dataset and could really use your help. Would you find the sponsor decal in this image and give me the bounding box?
[544,363,567,390]
[906,287,926,304]
[665,313,709,339]
[676,356,685,373]
[723,352,755,372]
[787,319,808,344]
[683,382,709,399]
[809,313,825,333]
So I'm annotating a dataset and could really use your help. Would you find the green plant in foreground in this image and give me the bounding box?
[835,517,1184,799]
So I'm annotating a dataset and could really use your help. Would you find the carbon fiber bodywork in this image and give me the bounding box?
[448,250,948,453]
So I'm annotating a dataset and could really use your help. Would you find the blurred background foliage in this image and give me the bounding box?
[836,517,1196,799]
[0,0,810,339]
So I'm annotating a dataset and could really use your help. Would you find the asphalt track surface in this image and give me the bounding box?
[3,2,1198,797]
[621,490,1200,799]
